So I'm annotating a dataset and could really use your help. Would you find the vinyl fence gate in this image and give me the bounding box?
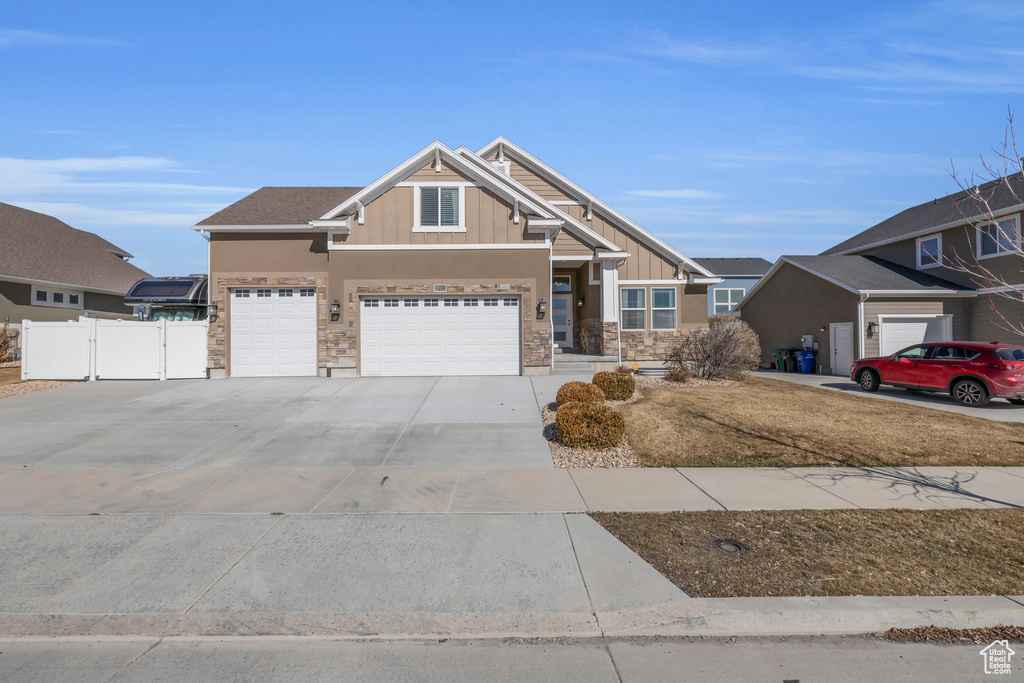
[21,317,208,381]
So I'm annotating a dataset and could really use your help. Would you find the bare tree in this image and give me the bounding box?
[944,107,1024,338]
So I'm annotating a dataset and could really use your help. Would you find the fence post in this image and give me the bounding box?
[20,320,29,381]
[87,317,98,381]
[159,319,167,381]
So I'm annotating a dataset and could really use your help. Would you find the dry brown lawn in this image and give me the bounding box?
[592,509,1024,597]
[619,376,1024,467]
[0,367,24,387]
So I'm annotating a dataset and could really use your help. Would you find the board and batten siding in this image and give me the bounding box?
[332,185,546,246]
[969,294,1024,344]
[861,297,970,358]
[551,229,593,256]
[486,154,574,202]
[405,162,476,183]
[560,204,678,280]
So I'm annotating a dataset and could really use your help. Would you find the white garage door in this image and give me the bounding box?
[231,287,317,377]
[360,296,521,376]
[879,316,952,356]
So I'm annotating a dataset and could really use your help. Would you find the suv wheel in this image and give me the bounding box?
[952,378,990,407]
[858,368,880,392]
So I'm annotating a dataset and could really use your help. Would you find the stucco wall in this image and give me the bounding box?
[1,280,132,324]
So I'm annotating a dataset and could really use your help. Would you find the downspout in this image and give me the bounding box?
[858,291,869,360]
[549,226,559,373]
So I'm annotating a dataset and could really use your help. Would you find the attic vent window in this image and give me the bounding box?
[491,161,511,175]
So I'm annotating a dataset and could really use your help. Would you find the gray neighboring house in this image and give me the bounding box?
[736,173,1024,374]
[692,258,772,317]
[1,202,150,336]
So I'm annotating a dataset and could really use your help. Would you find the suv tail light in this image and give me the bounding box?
[989,362,1014,371]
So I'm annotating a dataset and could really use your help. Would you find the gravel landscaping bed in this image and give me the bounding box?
[0,364,74,399]
[883,625,1024,645]
[544,374,738,468]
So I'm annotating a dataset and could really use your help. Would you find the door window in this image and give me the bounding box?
[894,345,930,359]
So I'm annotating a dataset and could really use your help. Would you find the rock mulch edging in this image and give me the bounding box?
[0,380,74,400]
[0,361,21,369]
[543,374,742,468]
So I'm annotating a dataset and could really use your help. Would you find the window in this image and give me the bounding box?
[713,288,745,314]
[916,233,942,269]
[256,289,271,297]
[978,215,1020,258]
[483,298,498,306]
[234,289,250,298]
[363,298,379,308]
[403,298,418,307]
[651,288,676,330]
[552,275,572,292]
[423,298,439,307]
[621,288,645,330]
[444,298,459,307]
[31,286,84,309]
[930,345,974,361]
[464,298,479,306]
[299,288,315,297]
[503,298,518,306]
[383,298,399,307]
[415,186,463,231]
[279,289,293,297]
[894,345,930,359]
[994,348,1024,362]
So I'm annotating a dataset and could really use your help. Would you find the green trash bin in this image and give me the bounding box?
[772,348,786,371]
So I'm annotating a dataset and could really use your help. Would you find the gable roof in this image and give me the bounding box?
[824,172,1024,255]
[736,254,973,310]
[196,187,361,227]
[0,202,150,294]
[453,146,622,253]
[692,257,772,277]
[476,137,715,277]
[318,141,557,224]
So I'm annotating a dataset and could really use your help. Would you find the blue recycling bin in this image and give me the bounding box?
[796,350,817,374]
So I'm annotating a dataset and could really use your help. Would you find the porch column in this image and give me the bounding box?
[601,260,619,322]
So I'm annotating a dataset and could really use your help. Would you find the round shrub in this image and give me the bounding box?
[666,367,691,383]
[555,381,605,406]
[592,370,636,401]
[556,401,626,449]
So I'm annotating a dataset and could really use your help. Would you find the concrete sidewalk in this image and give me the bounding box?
[0,465,1020,514]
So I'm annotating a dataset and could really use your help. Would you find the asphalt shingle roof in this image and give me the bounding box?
[0,202,150,293]
[692,257,773,276]
[783,255,971,293]
[823,172,1024,255]
[196,187,362,226]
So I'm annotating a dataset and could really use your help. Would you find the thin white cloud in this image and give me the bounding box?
[0,156,250,195]
[0,27,127,49]
[15,202,206,228]
[628,189,724,199]
[632,32,773,65]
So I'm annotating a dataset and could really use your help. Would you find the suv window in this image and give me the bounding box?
[930,345,971,360]
[994,348,1024,362]
[894,345,930,359]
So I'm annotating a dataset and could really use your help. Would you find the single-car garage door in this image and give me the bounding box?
[360,295,521,376]
[231,287,317,377]
[878,316,952,356]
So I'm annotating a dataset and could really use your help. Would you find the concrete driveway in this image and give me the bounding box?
[0,375,570,469]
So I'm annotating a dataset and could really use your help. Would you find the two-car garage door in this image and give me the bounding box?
[360,296,521,376]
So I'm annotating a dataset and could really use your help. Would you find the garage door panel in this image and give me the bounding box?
[879,317,952,356]
[361,295,521,376]
[231,288,318,377]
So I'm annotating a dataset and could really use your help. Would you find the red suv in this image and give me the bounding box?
[850,342,1024,407]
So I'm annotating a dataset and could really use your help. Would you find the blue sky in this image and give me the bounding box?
[2,0,1023,276]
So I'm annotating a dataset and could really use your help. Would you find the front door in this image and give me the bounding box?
[552,293,574,349]
[829,322,853,375]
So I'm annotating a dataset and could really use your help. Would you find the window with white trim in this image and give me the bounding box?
[30,285,85,309]
[415,186,464,231]
[651,288,676,330]
[383,298,399,307]
[713,288,745,314]
[977,215,1020,258]
[621,288,645,330]
[403,298,418,307]
[423,298,439,307]
[916,233,942,269]
[299,288,315,297]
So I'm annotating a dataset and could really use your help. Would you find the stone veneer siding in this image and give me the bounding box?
[329,282,551,373]
[208,275,329,372]
[620,329,693,362]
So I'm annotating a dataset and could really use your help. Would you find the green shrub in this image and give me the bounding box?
[666,367,691,383]
[556,401,626,449]
[592,370,636,401]
[555,381,606,406]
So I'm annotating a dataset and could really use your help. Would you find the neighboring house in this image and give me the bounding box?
[736,173,1024,374]
[693,258,772,316]
[1,203,149,332]
[194,138,719,378]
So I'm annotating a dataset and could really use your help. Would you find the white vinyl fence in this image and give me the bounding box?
[21,317,208,381]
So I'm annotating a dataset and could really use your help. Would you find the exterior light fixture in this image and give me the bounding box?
[577,296,585,307]
[537,297,547,315]
[330,299,341,321]
[208,301,218,321]
[866,322,877,337]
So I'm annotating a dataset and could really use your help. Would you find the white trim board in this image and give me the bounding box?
[192,224,311,232]
[327,243,551,251]
[0,274,128,297]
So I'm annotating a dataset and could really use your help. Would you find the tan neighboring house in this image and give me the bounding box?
[1,202,149,337]
[736,173,1024,373]
[194,138,720,378]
